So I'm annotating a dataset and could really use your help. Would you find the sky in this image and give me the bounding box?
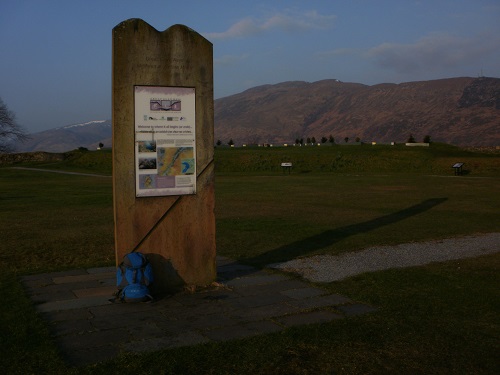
[1,0,499,134]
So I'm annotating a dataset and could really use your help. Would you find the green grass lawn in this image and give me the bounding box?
[0,146,499,374]
[216,173,499,266]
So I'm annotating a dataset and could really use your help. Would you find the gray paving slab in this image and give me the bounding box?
[90,310,164,330]
[36,295,112,313]
[21,269,88,281]
[171,290,236,307]
[170,297,237,316]
[280,287,326,299]
[52,272,115,284]
[30,290,77,303]
[73,285,117,298]
[155,318,200,335]
[231,278,307,296]
[42,308,93,322]
[127,321,170,340]
[89,300,160,317]
[175,312,241,331]
[56,328,130,351]
[28,280,108,295]
[225,273,289,287]
[228,302,301,321]
[22,259,376,367]
[49,319,95,337]
[217,264,257,280]
[214,256,236,267]
[217,263,255,272]
[227,291,293,309]
[217,262,256,273]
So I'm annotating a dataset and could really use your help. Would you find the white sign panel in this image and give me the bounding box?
[134,86,196,197]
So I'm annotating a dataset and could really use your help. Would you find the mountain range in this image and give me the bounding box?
[16,76,500,152]
[214,76,500,147]
[19,120,112,153]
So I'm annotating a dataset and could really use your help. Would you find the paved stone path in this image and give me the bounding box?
[22,256,376,367]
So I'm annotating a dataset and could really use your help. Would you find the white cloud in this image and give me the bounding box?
[367,32,500,74]
[206,18,260,40]
[205,9,336,40]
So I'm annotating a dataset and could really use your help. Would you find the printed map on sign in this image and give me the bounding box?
[157,147,195,176]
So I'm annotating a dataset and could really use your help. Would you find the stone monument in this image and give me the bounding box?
[112,19,216,293]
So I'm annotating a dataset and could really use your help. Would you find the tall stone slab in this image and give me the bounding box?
[112,19,215,293]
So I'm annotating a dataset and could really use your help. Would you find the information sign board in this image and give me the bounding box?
[134,86,196,197]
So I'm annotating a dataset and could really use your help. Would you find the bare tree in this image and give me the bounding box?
[0,97,29,153]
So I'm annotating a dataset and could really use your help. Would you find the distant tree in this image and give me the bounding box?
[300,138,304,145]
[355,137,361,143]
[311,136,316,144]
[295,138,300,145]
[0,97,29,153]
[407,134,416,143]
[423,135,431,143]
[216,139,221,146]
[329,135,335,144]
[321,136,328,143]
[306,137,311,144]
[98,142,104,149]
[344,137,349,143]
[228,139,234,146]
[78,147,88,152]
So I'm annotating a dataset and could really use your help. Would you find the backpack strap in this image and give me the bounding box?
[131,269,137,284]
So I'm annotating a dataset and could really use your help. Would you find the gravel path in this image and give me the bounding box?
[270,233,500,282]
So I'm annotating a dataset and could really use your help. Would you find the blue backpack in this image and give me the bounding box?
[116,252,154,302]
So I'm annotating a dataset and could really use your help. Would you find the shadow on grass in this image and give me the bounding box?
[244,198,448,267]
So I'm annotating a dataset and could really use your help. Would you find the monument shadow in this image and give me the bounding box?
[243,198,448,268]
[145,253,186,296]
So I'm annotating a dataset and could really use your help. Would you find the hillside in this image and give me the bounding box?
[15,77,500,153]
[214,77,500,146]
[19,120,112,152]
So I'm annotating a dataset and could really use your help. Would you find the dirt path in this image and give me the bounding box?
[10,167,111,178]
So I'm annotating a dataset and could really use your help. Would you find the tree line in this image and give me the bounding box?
[216,134,431,147]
